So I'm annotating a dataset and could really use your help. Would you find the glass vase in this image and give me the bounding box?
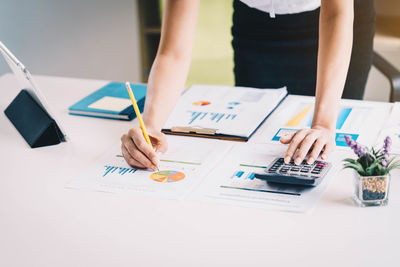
[353,172,390,207]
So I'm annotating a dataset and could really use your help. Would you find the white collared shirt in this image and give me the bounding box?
[239,0,321,18]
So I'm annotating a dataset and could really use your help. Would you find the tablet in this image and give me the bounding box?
[0,41,67,141]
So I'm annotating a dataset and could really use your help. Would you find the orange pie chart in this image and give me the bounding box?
[193,101,211,106]
[150,170,186,183]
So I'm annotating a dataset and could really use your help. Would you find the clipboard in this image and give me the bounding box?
[162,127,248,142]
[162,91,288,142]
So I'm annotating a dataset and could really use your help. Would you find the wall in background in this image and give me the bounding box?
[0,0,398,102]
[0,0,141,82]
[375,0,400,17]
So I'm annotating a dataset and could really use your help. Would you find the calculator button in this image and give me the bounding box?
[290,167,300,171]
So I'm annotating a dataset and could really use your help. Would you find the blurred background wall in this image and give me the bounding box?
[0,0,399,102]
[0,0,141,81]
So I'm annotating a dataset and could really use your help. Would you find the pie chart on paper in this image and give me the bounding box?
[193,101,211,106]
[150,170,186,183]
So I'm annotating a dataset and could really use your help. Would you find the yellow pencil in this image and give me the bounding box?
[125,82,154,150]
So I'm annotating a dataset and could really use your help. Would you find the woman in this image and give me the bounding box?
[121,0,375,170]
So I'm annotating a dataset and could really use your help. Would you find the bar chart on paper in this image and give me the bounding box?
[67,136,232,199]
[271,102,371,146]
[188,111,237,125]
[189,144,328,212]
[220,163,304,196]
[283,104,354,130]
[163,85,288,138]
[103,165,137,177]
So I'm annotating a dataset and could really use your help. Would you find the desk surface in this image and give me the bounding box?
[1,74,399,267]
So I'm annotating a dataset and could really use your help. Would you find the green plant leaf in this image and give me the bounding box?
[387,160,400,173]
[343,158,357,164]
[366,161,379,176]
[344,163,365,176]
[376,165,387,175]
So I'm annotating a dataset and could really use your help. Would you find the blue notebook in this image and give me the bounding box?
[69,82,147,121]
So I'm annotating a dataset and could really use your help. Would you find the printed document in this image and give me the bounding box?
[67,136,232,199]
[250,95,392,148]
[377,102,400,154]
[163,85,287,138]
[189,143,342,213]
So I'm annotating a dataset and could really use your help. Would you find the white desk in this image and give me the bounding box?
[0,74,399,267]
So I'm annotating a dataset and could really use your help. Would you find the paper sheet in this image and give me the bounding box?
[189,143,342,213]
[163,85,287,138]
[67,136,342,213]
[377,102,400,154]
[66,136,233,199]
[249,95,392,148]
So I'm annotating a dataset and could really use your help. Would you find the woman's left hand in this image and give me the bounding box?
[279,125,336,165]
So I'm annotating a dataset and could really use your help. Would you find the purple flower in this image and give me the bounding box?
[382,160,388,168]
[383,136,392,154]
[379,136,392,169]
[344,135,366,157]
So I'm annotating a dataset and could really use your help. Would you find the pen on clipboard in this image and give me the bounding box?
[125,82,159,171]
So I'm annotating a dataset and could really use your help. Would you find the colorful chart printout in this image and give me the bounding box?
[150,170,186,183]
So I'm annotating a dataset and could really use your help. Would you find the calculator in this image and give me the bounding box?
[254,157,331,186]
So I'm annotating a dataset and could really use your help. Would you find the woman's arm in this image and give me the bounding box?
[281,0,354,164]
[143,0,200,130]
[121,0,199,169]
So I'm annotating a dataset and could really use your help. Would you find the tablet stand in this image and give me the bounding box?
[4,89,64,148]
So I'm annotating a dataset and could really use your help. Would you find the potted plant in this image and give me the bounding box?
[343,135,400,207]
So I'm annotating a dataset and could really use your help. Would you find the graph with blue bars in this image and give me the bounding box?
[188,111,237,125]
[103,166,137,177]
[306,107,352,130]
[231,170,256,180]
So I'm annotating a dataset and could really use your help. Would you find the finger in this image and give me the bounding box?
[129,128,159,166]
[307,138,326,164]
[121,144,146,169]
[321,141,335,161]
[154,133,168,153]
[279,133,295,144]
[295,133,318,165]
[129,142,156,170]
[284,129,308,164]
[124,133,156,170]
[150,135,161,150]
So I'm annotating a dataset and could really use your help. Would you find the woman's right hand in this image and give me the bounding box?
[121,126,168,171]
